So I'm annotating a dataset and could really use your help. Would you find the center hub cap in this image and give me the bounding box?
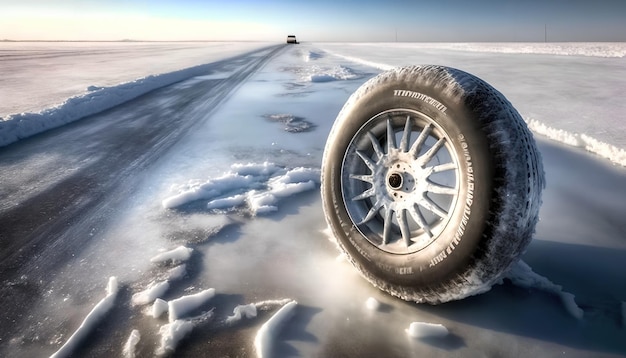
[388,172,403,189]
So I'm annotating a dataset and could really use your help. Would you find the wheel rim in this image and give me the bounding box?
[341,109,460,254]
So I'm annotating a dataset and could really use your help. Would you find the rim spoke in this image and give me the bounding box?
[419,194,449,219]
[358,200,383,225]
[352,187,375,201]
[409,205,433,238]
[426,181,457,195]
[399,115,412,152]
[386,118,397,153]
[367,131,384,161]
[356,150,376,172]
[409,123,433,157]
[432,162,456,173]
[350,174,374,184]
[417,137,445,167]
[382,207,393,245]
[397,209,412,247]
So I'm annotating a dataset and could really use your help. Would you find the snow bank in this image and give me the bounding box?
[254,300,298,358]
[123,329,141,358]
[526,118,626,167]
[405,322,449,338]
[425,42,626,58]
[506,260,584,320]
[0,61,250,148]
[50,277,119,358]
[150,246,193,265]
[163,163,320,215]
[329,42,626,58]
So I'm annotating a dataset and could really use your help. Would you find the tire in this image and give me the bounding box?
[321,65,544,304]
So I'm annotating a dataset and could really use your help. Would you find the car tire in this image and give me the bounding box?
[321,65,544,304]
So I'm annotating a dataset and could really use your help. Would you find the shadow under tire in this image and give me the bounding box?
[321,65,544,304]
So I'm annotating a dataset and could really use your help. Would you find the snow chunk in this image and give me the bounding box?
[405,322,449,339]
[308,65,360,82]
[365,297,380,311]
[156,310,214,356]
[168,288,216,322]
[50,277,119,358]
[226,304,258,325]
[132,280,170,306]
[162,173,258,209]
[150,246,193,265]
[506,260,584,320]
[123,329,141,358]
[167,264,187,281]
[207,194,246,210]
[156,319,194,356]
[152,298,169,319]
[164,163,320,215]
[254,300,298,358]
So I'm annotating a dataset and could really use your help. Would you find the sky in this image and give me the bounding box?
[1,0,626,42]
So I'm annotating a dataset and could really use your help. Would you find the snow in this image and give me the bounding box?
[122,329,140,358]
[167,264,187,281]
[150,246,193,265]
[0,42,272,147]
[2,42,626,357]
[131,280,170,306]
[157,297,216,355]
[226,304,258,324]
[526,118,626,167]
[167,288,216,322]
[506,261,584,320]
[151,299,169,319]
[156,319,195,356]
[50,277,119,358]
[319,42,626,163]
[405,322,450,339]
[254,300,298,358]
[162,162,320,215]
[365,297,381,311]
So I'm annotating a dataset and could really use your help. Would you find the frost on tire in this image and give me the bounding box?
[321,65,544,304]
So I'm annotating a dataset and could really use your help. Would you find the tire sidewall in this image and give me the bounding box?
[323,72,495,287]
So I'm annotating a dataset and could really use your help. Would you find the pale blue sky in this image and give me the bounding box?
[2,0,625,42]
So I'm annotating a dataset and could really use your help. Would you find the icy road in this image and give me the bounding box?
[1,42,625,357]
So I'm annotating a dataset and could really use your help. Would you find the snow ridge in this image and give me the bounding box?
[506,260,584,319]
[254,300,298,358]
[0,61,240,148]
[50,277,119,358]
[526,118,626,167]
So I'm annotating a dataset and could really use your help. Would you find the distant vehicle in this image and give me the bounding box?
[286,35,298,44]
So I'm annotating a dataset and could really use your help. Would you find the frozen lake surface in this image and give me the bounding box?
[0,42,625,357]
